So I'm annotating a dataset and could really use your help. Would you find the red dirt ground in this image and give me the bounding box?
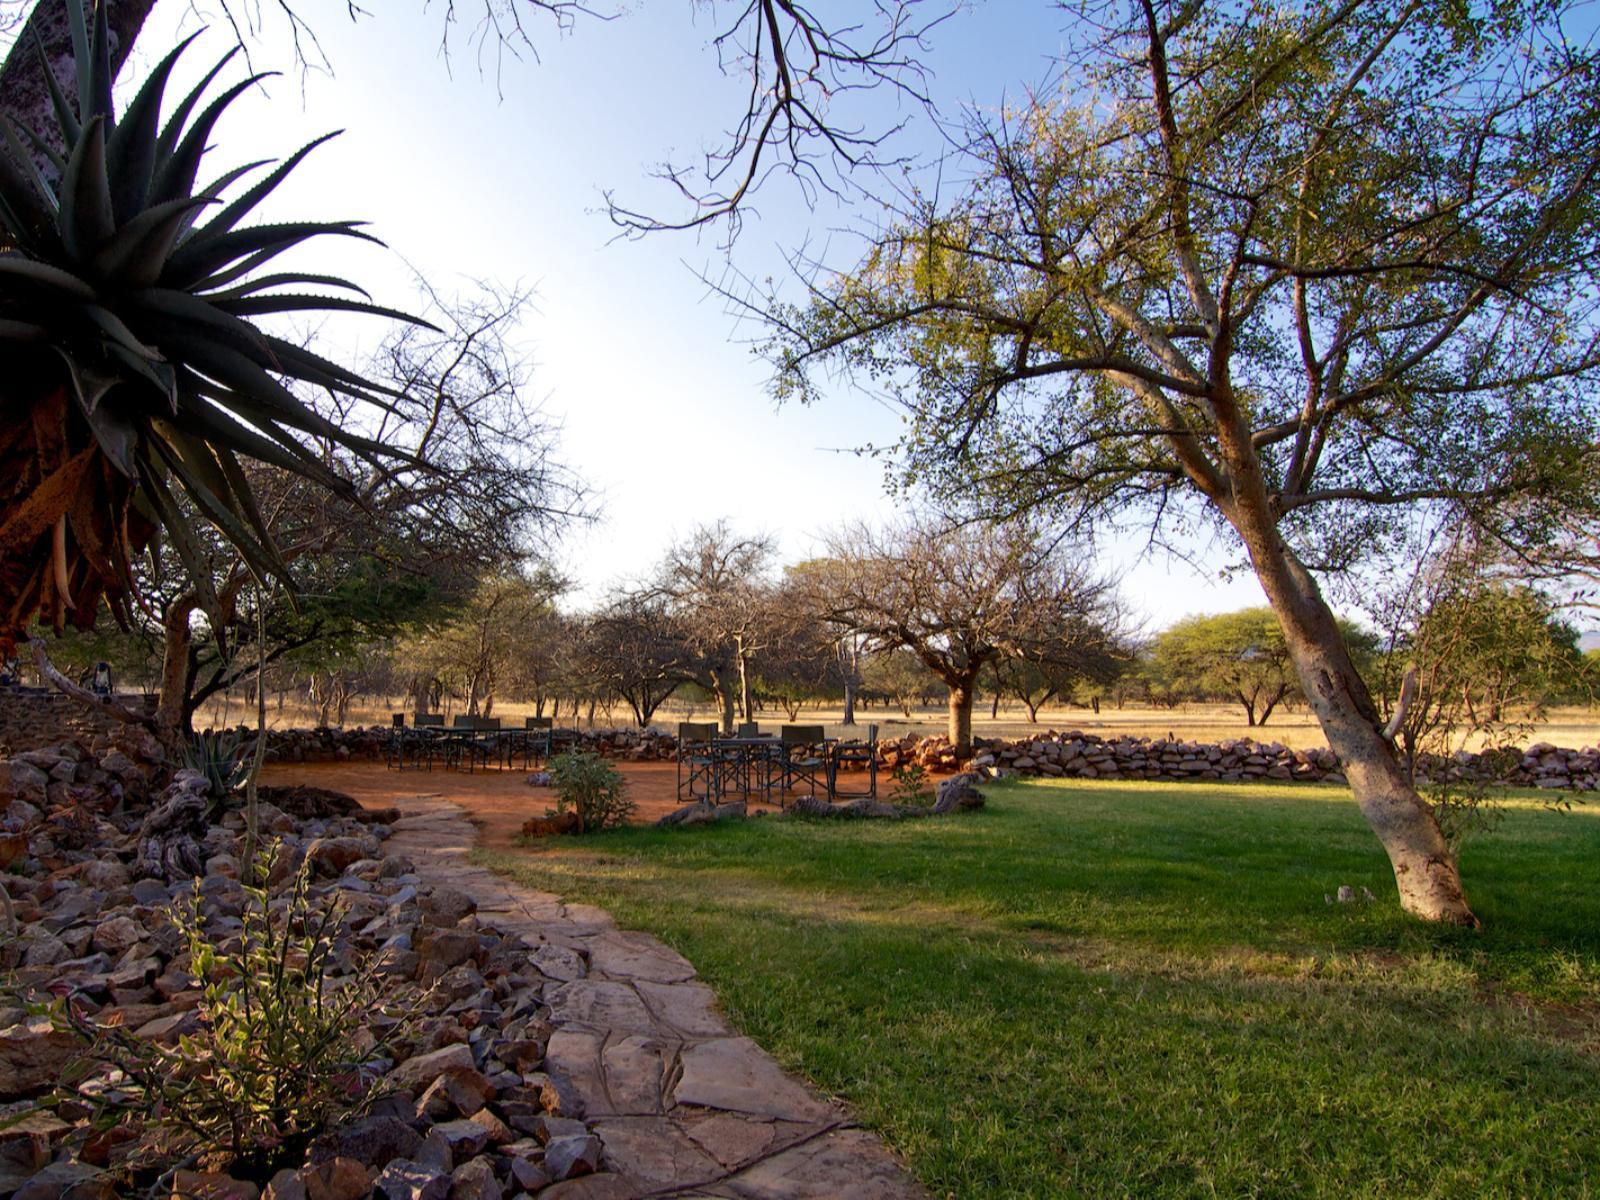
[258,759,789,850]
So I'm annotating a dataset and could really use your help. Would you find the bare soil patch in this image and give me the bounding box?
[258,760,792,848]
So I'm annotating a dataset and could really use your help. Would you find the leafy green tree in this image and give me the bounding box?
[759,2,1600,925]
[1151,607,1358,727]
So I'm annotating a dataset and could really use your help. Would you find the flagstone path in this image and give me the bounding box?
[384,796,927,1200]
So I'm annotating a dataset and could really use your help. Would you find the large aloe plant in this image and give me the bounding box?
[0,0,422,647]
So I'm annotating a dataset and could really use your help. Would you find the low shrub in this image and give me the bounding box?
[65,849,412,1180]
[547,751,635,832]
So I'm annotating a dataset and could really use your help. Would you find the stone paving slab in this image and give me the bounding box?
[385,799,926,1200]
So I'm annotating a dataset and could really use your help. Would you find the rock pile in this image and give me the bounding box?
[878,730,1600,792]
[1,745,615,1200]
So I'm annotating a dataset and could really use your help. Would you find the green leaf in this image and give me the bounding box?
[0,255,97,302]
[150,73,273,208]
[33,29,80,147]
[104,340,178,413]
[86,0,114,123]
[0,318,49,340]
[89,196,214,286]
[151,424,291,583]
[80,398,139,476]
[203,272,373,302]
[153,47,239,163]
[193,132,340,242]
[81,301,162,363]
[175,382,342,484]
[218,292,427,327]
[58,115,115,264]
[106,31,204,223]
[64,0,89,122]
[167,221,383,291]
[134,286,273,361]
[137,458,224,626]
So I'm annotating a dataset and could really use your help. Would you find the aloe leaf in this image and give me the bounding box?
[213,444,282,566]
[192,131,339,242]
[104,341,178,413]
[52,343,121,419]
[0,318,49,341]
[167,221,383,290]
[106,31,203,222]
[137,459,224,623]
[152,427,290,581]
[17,120,66,184]
[134,286,272,361]
[65,0,89,121]
[80,400,138,476]
[154,48,239,162]
[59,115,114,264]
[89,196,214,286]
[33,31,80,147]
[0,120,62,253]
[0,256,97,301]
[87,0,113,122]
[150,72,273,207]
[263,335,409,405]
[179,385,346,486]
[220,292,429,327]
[82,301,162,361]
[204,272,373,302]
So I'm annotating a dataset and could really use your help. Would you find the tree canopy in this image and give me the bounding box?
[753,0,1600,925]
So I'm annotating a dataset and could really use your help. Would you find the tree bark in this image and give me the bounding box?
[0,0,160,175]
[156,593,198,739]
[1236,524,1477,925]
[841,679,856,725]
[946,678,975,757]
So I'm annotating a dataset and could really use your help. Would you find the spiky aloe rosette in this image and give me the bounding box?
[0,0,423,648]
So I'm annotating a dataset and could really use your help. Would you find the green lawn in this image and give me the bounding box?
[479,779,1600,1199]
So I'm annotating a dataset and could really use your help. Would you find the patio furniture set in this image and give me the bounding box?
[677,722,879,806]
[385,714,575,772]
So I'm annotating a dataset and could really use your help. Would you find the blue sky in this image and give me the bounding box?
[101,0,1271,625]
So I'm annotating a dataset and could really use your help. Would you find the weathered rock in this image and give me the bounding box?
[309,1115,423,1171]
[0,1022,78,1100]
[371,1158,450,1200]
[11,1160,117,1199]
[300,1157,374,1200]
[389,1043,477,1093]
[447,1156,501,1200]
[542,1133,603,1181]
[169,1169,260,1199]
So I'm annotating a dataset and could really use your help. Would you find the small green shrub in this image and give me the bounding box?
[888,761,933,806]
[67,849,412,1179]
[547,751,635,832]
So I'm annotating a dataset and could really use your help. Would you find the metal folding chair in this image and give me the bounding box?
[779,725,830,804]
[830,723,879,799]
[677,721,722,801]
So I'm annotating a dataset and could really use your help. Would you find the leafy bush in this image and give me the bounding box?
[888,761,933,806]
[181,730,253,807]
[547,751,635,832]
[67,850,410,1179]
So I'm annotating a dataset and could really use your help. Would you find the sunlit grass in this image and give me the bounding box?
[483,778,1598,1198]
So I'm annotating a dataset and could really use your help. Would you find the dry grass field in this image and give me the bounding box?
[197,693,1600,752]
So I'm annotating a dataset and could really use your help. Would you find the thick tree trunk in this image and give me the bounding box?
[0,0,160,175]
[156,594,197,740]
[841,680,856,725]
[1242,531,1477,925]
[946,678,974,757]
